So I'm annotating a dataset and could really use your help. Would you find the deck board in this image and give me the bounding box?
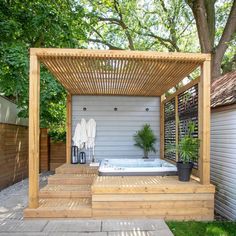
[91,175,215,220]
[92,176,215,194]
[24,164,215,220]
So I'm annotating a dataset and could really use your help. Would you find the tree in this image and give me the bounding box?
[83,0,198,52]
[83,0,235,80]
[1,0,235,140]
[186,0,236,80]
[0,0,88,140]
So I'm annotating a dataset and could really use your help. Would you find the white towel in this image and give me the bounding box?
[72,122,82,148]
[86,118,96,155]
[80,118,88,149]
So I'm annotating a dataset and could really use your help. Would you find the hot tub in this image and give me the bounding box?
[99,158,177,176]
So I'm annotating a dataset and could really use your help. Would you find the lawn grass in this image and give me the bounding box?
[167,221,236,236]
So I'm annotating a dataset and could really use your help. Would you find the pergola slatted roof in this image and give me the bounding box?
[33,48,210,96]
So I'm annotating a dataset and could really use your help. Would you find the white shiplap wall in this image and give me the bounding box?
[211,108,236,220]
[72,96,160,161]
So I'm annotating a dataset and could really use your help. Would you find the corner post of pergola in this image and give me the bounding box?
[28,49,40,208]
[160,94,165,160]
[66,93,72,164]
[199,59,211,185]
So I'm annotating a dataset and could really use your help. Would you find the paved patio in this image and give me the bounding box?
[0,173,173,236]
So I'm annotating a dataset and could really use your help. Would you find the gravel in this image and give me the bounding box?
[0,172,53,220]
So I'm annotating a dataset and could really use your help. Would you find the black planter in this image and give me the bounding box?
[177,161,193,182]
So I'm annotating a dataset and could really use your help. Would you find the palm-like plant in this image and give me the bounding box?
[167,121,199,164]
[134,124,157,158]
[178,137,199,164]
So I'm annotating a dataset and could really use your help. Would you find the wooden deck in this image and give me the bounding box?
[92,176,215,220]
[24,164,98,218]
[24,164,215,220]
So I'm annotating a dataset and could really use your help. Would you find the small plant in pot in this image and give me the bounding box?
[133,124,156,159]
[176,121,199,181]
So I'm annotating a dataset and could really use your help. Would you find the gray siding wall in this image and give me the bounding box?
[72,96,160,161]
[211,108,236,220]
[0,95,28,125]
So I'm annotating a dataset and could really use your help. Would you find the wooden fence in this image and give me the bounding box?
[0,123,28,190]
[49,141,66,171]
[0,123,66,190]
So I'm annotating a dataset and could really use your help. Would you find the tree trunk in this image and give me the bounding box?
[212,0,236,80]
[187,0,236,81]
[211,53,222,80]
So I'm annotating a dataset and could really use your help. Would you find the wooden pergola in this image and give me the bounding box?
[28,48,211,209]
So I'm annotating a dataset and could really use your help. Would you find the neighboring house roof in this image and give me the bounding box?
[211,71,236,108]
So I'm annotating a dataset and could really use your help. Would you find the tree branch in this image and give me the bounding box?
[88,38,123,50]
[215,0,236,64]
[97,16,121,25]
[177,18,194,39]
[112,0,134,50]
[88,27,123,50]
[136,19,180,52]
[187,0,212,53]
[96,2,135,50]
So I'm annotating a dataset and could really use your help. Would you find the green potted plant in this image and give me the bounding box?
[133,124,157,159]
[174,121,199,181]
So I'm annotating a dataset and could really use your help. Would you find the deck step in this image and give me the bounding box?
[56,164,98,175]
[48,174,96,185]
[24,198,92,218]
[39,185,91,198]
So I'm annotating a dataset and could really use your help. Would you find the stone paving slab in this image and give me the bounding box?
[43,220,102,232]
[108,230,173,236]
[0,173,174,236]
[0,219,48,232]
[148,229,174,236]
[49,233,107,236]
[0,211,23,220]
[0,233,107,236]
[0,233,47,236]
[108,231,149,236]
[102,219,169,231]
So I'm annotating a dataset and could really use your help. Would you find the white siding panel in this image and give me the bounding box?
[72,96,160,161]
[211,109,236,220]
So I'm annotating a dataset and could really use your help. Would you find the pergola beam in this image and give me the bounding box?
[31,48,211,61]
[28,51,40,208]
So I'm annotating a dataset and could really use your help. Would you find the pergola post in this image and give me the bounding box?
[199,60,211,185]
[28,50,40,208]
[160,94,165,159]
[175,96,179,162]
[66,94,72,164]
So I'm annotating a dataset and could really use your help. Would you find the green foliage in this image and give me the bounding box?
[133,124,157,158]
[0,0,235,141]
[167,121,199,164]
[167,221,236,236]
[0,0,89,141]
[177,122,199,163]
[81,0,198,52]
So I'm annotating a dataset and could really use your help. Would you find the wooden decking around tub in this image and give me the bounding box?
[24,164,215,220]
[92,176,215,220]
